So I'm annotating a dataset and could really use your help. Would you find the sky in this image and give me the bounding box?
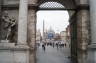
[36,10,69,34]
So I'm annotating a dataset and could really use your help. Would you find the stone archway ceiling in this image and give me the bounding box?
[38,0,76,10]
[39,2,65,10]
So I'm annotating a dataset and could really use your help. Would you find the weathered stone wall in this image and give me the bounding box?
[0,0,30,63]
[2,0,38,63]
[70,1,90,63]
[70,0,90,63]
[77,9,89,63]
[28,9,37,63]
[3,0,19,5]
[28,0,38,5]
[70,7,90,63]
[75,0,89,5]
[3,0,38,5]
[28,9,36,47]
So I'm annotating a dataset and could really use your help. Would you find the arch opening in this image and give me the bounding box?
[36,2,71,63]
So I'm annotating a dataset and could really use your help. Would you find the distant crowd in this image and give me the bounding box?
[36,41,70,51]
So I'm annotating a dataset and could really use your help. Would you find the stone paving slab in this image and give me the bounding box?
[36,45,71,63]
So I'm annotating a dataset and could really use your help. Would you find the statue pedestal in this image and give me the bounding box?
[0,41,29,63]
[0,40,9,43]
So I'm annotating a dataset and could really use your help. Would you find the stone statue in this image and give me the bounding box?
[9,17,17,43]
[0,11,17,42]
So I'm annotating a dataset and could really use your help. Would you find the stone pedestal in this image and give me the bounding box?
[0,42,29,63]
[0,40,9,43]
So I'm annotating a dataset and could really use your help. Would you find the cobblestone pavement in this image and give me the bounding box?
[36,45,71,63]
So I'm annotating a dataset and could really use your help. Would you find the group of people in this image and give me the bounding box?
[42,42,67,48]
[36,42,68,52]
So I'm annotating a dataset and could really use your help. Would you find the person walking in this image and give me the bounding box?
[42,44,46,52]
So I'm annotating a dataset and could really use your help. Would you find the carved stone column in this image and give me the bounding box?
[88,0,96,63]
[18,0,28,45]
[28,9,37,63]
[77,9,89,63]
[28,9,36,47]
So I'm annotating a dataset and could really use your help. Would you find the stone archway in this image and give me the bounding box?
[32,1,89,63]
[0,0,90,63]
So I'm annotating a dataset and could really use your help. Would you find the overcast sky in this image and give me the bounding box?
[36,10,69,34]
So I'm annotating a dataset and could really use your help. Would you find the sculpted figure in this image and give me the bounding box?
[1,11,17,42]
[1,11,11,40]
[9,17,17,43]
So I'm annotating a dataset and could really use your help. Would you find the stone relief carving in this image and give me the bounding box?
[0,11,17,43]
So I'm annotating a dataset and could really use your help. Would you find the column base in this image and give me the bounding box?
[0,42,29,63]
[0,40,9,43]
[87,44,96,63]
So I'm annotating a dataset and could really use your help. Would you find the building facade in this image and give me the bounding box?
[60,31,67,42]
[66,25,71,47]
[36,30,41,43]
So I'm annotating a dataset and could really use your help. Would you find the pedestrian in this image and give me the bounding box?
[56,43,58,49]
[65,43,66,47]
[52,43,54,48]
[42,44,46,52]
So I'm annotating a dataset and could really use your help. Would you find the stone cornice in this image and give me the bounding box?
[76,4,89,12]
[2,4,38,10]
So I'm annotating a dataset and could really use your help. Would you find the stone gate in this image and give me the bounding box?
[0,0,96,63]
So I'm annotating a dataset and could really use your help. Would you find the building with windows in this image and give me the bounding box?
[36,30,41,43]
[60,31,67,43]
[66,25,71,47]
